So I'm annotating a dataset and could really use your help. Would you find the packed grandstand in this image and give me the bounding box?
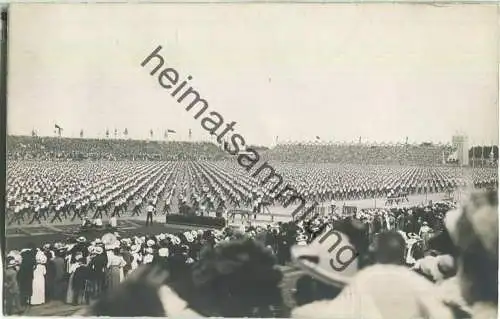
[7,135,498,163]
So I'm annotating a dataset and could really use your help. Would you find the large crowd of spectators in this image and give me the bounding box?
[8,136,499,166]
[7,136,227,161]
[4,190,497,318]
[263,142,498,166]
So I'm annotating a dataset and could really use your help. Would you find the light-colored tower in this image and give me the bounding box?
[452,135,469,166]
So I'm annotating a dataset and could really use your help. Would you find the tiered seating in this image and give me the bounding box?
[262,143,455,165]
[7,136,227,161]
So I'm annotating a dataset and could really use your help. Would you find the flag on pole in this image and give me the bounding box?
[54,124,63,137]
[150,129,154,137]
[188,129,192,140]
[80,129,84,138]
[124,128,128,136]
[165,129,175,140]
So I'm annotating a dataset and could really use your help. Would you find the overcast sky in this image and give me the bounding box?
[7,4,499,146]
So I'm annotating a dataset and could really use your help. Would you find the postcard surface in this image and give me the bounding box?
[4,4,498,318]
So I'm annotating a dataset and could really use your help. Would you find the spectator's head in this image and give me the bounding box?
[189,237,284,317]
[445,190,498,306]
[27,242,36,251]
[86,265,168,317]
[372,231,406,265]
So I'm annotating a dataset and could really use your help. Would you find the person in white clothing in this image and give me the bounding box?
[31,251,47,305]
[146,203,155,226]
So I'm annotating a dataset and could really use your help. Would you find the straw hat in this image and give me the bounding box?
[144,254,154,264]
[158,248,169,257]
[291,225,359,288]
[77,236,87,243]
[35,251,47,264]
[7,258,19,267]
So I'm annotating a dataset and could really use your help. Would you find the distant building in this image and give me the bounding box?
[452,135,469,166]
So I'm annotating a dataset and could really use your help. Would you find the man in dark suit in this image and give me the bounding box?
[18,243,36,306]
[89,248,107,297]
[52,249,66,301]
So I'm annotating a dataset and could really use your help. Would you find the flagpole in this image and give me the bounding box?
[472,145,475,169]
[481,143,484,167]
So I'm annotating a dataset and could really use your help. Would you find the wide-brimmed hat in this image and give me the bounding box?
[158,247,169,257]
[77,236,87,243]
[35,251,47,264]
[291,225,359,288]
[105,241,120,251]
[143,254,154,264]
[130,245,141,253]
[7,258,18,268]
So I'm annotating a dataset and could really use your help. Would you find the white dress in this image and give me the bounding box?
[31,264,46,305]
[130,252,142,272]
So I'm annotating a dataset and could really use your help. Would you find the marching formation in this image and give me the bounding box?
[6,158,497,225]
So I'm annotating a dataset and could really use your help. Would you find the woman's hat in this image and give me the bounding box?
[105,241,120,251]
[143,254,154,264]
[130,245,140,253]
[183,232,194,243]
[35,251,47,264]
[158,248,169,257]
[77,236,87,243]
[7,258,18,267]
[291,225,359,288]
[102,233,118,246]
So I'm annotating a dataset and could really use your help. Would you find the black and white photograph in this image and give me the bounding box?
[2,3,499,318]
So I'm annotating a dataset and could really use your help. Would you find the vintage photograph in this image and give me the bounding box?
[3,3,499,318]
